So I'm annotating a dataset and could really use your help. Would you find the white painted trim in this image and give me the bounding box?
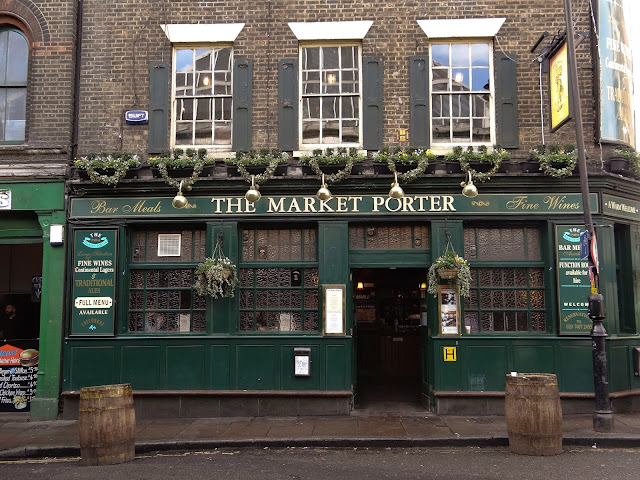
[417,18,505,39]
[288,21,373,41]
[161,24,245,43]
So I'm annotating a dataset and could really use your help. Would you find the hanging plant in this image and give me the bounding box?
[446,145,509,183]
[193,233,237,299]
[532,144,577,179]
[612,146,640,178]
[300,147,365,184]
[428,248,471,298]
[230,149,289,185]
[149,148,214,188]
[75,152,140,186]
[374,147,435,183]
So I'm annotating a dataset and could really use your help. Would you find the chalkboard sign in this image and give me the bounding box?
[0,343,38,412]
[71,229,118,336]
[556,225,592,334]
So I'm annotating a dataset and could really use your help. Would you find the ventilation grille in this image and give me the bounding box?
[157,234,182,257]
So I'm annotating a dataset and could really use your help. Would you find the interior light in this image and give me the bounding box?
[454,72,464,84]
[326,73,337,84]
[419,282,427,290]
[203,76,211,86]
[356,282,364,290]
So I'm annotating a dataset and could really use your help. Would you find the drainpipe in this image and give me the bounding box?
[71,0,83,161]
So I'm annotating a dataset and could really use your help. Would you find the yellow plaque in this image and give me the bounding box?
[443,346,457,362]
[550,42,570,131]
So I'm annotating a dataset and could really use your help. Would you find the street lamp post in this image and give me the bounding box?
[563,0,614,432]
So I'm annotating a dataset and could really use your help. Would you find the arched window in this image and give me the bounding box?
[0,27,28,143]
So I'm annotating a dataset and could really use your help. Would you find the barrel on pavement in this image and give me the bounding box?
[505,373,562,456]
[78,383,136,466]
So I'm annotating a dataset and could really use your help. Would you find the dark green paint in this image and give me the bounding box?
[232,59,253,151]
[363,57,383,150]
[513,345,555,374]
[167,345,206,389]
[466,345,507,391]
[496,53,519,148]
[281,345,320,390]
[0,181,64,211]
[148,62,169,154]
[409,56,429,148]
[278,58,298,151]
[121,345,161,390]
[602,194,640,222]
[211,345,231,390]
[237,345,276,390]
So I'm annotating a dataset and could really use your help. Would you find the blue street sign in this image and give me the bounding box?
[580,231,589,260]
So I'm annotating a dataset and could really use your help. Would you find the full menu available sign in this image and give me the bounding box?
[556,225,592,335]
[71,229,117,335]
[0,343,38,412]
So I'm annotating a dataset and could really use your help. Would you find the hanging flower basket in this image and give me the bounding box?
[428,249,471,298]
[193,256,237,299]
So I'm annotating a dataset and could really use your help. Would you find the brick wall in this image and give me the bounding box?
[76,0,604,163]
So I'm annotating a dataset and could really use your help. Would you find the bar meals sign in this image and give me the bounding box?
[70,193,599,218]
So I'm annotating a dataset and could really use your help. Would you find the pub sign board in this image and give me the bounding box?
[556,225,592,335]
[70,229,118,336]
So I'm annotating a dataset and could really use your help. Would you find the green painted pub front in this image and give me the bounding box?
[61,182,640,417]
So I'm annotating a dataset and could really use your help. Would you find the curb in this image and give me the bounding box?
[2,435,640,460]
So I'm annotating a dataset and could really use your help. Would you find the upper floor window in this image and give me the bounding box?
[300,44,361,147]
[430,41,493,146]
[173,46,232,147]
[0,27,28,143]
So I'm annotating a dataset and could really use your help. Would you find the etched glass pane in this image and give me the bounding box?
[465,312,479,332]
[305,290,318,309]
[481,312,493,331]
[350,226,364,249]
[290,312,302,331]
[465,289,478,309]
[193,294,207,309]
[505,312,516,331]
[493,312,505,331]
[304,229,317,260]
[516,290,528,308]
[517,312,528,331]
[129,313,144,332]
[130,271,144,288]
[129,291,144,309]
[530,290,545,309]
[479,290,492,309]
[526,228,542,260]
[240,312,253,331]
[504,290,516,308]
[464,228,476,260]
[304,311,319,331]
[192,312,205,332]
[529,268,544,287]
[515,269,527,286]
[240,290,254,309]
[257,290,269,309]
[132,232,146,261]
[531,312,546,331]
[239,268,254,287]
[305,268,319,287]
[479,269,492,287]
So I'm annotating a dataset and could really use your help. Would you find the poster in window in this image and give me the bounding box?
[323,284,346,336]
[549,42,571,132]
[439,286,460,336]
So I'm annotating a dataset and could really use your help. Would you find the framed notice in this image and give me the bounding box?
[556,225,592,335]
[549,42,572,132]
[70,229,118,336]
[322,284,346,336]
[439,286,460,336]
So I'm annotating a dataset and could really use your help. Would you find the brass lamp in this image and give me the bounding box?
[245,175,261,203]
[460,171,478,197]
[316,174,332,201]
[389,172,404,199]
[172,180,191,208]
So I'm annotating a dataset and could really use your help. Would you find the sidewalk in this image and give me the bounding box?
[1,411,640,460]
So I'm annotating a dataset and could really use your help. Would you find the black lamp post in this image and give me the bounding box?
[563,0,613,432]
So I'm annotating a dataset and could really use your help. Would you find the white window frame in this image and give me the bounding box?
[428,39,496,151]
[170,43,233,151]
[298,41,363,150]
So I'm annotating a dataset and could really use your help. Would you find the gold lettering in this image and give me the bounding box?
[90,200,119,214]
[442,196,455,212]
[287,198,302,213]
[304,197,317,213]
[430,196,441,212]
[402,196,415,212]
[349,196,362,212]
[268,197,285,212]
[372,196,385,212]
[336,197,348,213]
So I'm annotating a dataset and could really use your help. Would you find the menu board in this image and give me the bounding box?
[0,343,38,412]
[71,229,118,336]
[556,225,592,334]
[323,285,346,335]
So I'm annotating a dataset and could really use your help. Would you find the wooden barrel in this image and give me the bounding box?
[505,373,562,456]
[78,384,135,466]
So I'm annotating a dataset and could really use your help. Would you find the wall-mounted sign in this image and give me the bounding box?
[0,190,10,210]
[70,229,118,336]
[597,0,635,147]
[70,193,600,218]
[556,225,592,335]
[602,193,640,221]
[125,110,149,124]
[0,343,38,412]
[443,346,457,362]
[323,284,345,336]
[439,286,460,336]
[549,42,571,132]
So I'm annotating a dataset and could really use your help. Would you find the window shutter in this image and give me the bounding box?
[496,53,519,148]
[278,58,298,151]
[409,56,429,148]
[362,57,383,150]
[232,58,253,151]
[148,62,169,154]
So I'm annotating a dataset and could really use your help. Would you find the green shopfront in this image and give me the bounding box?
[61,188,640,417]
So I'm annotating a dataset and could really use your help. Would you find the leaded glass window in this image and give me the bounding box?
[301,45,361,146]
[128,229,206,333]
[349,224,429,250]
[463,227,546,333]
[239,227,319,332]
[174,46,232,147]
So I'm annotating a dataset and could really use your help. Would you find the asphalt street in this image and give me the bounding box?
[1,446,640,480]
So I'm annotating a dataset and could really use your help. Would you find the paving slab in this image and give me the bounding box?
[311,416,359,437]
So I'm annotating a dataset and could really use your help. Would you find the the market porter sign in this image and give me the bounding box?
[556,225,592,335]
[71,229,117,336]
[70,193,598,218]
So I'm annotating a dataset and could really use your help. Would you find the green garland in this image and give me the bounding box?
[613,146,640,178]
[300,148,365,184]
[231,149,289,186]
[149,148,213,188]
[532,144,577,179]
[375,147,435,183]
[446,145,508,183]
[75,152,140,187]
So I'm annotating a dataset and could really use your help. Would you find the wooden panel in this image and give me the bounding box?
[69,346,115,389]
[609,345,630,392]
[466,345,508,391]
[166,345,205,389]
[435,342,461,391]
[513,345,555,374]
[121,346,161,390]
[325,344,348,390]
[236,345,276,390]
[558,344,593,392]
[211,345,231,390]
[379,333,419,379]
